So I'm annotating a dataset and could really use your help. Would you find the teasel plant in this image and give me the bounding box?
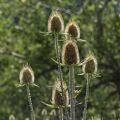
[18,64,38,120]
[62,39,80,120]
[48,10,64,96]
[82,53,97,120]
[48,10,70,120]
[41,80,69,120]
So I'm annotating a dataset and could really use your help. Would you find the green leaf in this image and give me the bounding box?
[41,101,58,108]
[16,84,25,88]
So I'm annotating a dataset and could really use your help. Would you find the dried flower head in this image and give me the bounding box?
[83,54,97,74]
[65,20,80,39]
[19,64,34,84]
[62,40,80,65]
[21,0,26,3]
[49,109,56,116]
[9,115,15,120]
[52,80,69,107]
[41,109,48,116]
[48,11,64,33]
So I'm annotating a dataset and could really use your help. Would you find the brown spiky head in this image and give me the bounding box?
[19,64,34,84]
[48,11,64,33]
[62,40,80,65]
[52,80,69,107]
[83,54,97,74]
[65,20,80,39]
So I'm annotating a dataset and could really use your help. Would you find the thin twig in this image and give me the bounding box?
[69,65,75,120]
[26,85,35,120]
[83,74,89,120]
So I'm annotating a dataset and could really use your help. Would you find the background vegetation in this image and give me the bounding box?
[0,0,120,119]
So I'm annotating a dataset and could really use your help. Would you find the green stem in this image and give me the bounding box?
[26,85,35,120]
[54,33,69,120]
[83,74,89,120]
[69,65,75,120]
[54,33,64,96]
[59,107,64,120]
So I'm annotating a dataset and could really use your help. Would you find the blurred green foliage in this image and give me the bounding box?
[0,0,120,119]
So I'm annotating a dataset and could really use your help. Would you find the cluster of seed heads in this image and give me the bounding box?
[18,10,98,120]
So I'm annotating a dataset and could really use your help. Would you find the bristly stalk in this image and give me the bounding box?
[54,33,63,86]
[54,33,69,120]
[59,107,64,120]
[26,85,35,120]
[69,65,75,120]
[83,73,89,120]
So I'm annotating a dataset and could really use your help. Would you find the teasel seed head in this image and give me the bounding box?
[21,0,26,3]
[65,20,80,39]
[9,115,15,120]
[19,64,34,84]
[49,109,57,116]
[41,109,48,116]
[62,40,80,65]
[48,11,64,33]
[83,54,97,74]
[52,80,69,107]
